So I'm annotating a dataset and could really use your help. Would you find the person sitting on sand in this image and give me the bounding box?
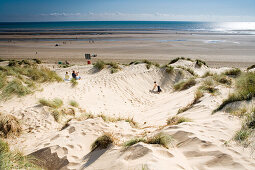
[64,72,70,81]
[152,81,162,94]
[72,70,81,80]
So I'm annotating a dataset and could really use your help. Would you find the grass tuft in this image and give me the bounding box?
[174,78,196,91]
[146,132,172,149]
[39,98,63,109]
[69,100,79,107]
[93,60,106,71]
[124,138,145,147]
[91,134,113,151]
[224,68,241,78]
[70,78,78,87]
[167,116,192,126]
[0,114,21,138]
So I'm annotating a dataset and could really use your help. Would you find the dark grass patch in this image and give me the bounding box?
[174,78,196,91]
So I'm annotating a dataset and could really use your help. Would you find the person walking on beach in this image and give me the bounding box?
[152,81,162,94]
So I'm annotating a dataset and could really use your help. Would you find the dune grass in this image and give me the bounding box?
[202,71,214,78]
[174,78,196,91]
[93,60,106,71]
[69,100,79,108]
[223,68,242,78]
[199,78,218,95]
[169,57,193,65]
[213,74,232,86]
[163,65,174,74]
[70,78,78,87]
[195,59,208,68]
[123,138,146,147]
[178,89,203,114]
[146,132,172,149]
[167,116,192,126]
[234,110,255,147]
[214,72,255,112]
[0,60,62,100]
[91,134,114,151]
[0,114,21,138]
[0,139,41,170]
[123,132,172,149]
[39,98,63,109]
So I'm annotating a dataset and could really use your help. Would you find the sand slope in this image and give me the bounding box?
[1,61,255,170]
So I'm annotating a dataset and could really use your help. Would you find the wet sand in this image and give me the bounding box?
[0,30,255,67]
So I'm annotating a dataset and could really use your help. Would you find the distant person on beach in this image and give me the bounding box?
[152,81,162,94]
[64,72,70,81]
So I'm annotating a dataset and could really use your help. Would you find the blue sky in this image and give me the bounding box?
[0,0,255,22]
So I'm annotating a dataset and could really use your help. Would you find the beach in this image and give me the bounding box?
[0,29,255,67]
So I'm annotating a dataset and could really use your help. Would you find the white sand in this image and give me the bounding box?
[1,60,255,170]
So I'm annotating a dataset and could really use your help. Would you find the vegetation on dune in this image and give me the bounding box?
[225,107,247,117]
[223,68,242,78]
[91,134,114,151]
[163,65,174,74]
[234,109,255,148]
[93,60,106,71]
[0,139,41,170]
[202,71,214,78]
[247,64,255,71]
[178,89,203,114]
[123,132,172,149]
[214,72,255,113]
[176,66,197,76]
[169,57,193,65]
[129,60,160,69]
[70,78,78,87]
[199,78,218,95]
[69,100,79,108]
[167,116,192,126]
[146,132,172,149]
[0,114,21,138]
[213,74,232,86]
[0,59,62,100]
[195,59,208,68]
[174,78,196,91]
[39,98,63,109]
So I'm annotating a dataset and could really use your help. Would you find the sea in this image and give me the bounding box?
[0,21,255,35]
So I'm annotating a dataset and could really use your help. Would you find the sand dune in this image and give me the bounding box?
[1,60,255,170]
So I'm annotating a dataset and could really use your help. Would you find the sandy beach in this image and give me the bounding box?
[0,58,255,169]
[0,30,255,67]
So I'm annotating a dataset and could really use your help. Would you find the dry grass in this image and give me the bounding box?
[91,133,114,151]
[93,60,106,71]
[223,68,242,78]
[178,89,203,114]
[167,116,192,126]
[0,114,21,138]
[70,78,78,87]
[146,132,172,149]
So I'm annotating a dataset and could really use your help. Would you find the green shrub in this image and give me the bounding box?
[39,98,63,109]
[174,78,196,91]
[213,75,232,85]
[224,68,241,77]
[91,134,113,151]
[93,60,106,71]
[32,59,42,64]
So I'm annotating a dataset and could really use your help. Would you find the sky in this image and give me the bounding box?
[0,0,255,22]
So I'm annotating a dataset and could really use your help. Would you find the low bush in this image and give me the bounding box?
[247,65,255,71]
[195,59,207,67]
